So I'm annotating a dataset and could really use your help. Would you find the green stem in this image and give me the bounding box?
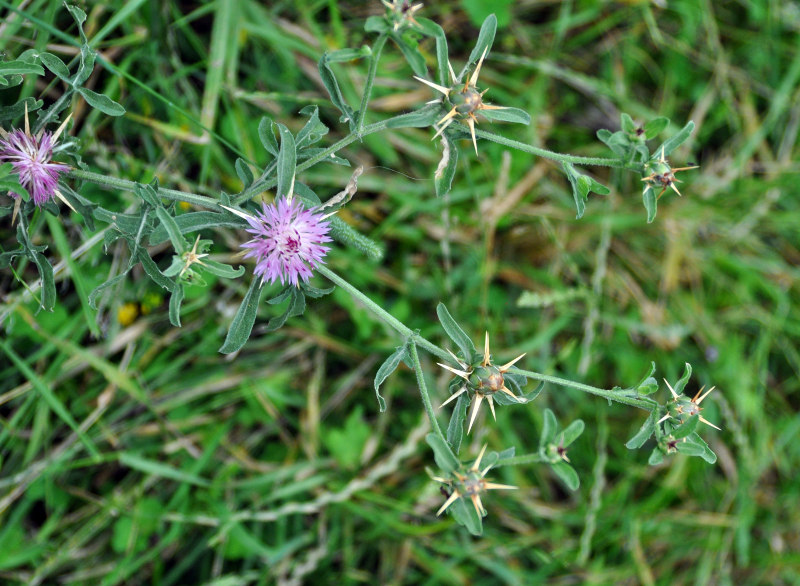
[318,267,656,413]
[316,265,448,361]
[495,452,546,467]
[408,339,448,448]
[356,33,388,135]
[68,169,219,209]
[509,367,657,411]
[474,127,640,169]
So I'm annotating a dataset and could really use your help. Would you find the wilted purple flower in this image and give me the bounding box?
[240,198,332,287]
[0,109,71,208]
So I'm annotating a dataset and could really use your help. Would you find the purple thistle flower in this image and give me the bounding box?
[241,197,332,287]
[0,115,71,208]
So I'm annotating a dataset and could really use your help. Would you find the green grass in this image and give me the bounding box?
[1,0,799,583]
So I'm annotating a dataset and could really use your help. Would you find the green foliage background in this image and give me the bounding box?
[1,0,798,583]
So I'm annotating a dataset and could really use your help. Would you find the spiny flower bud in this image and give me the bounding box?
[658,380,720,431]
[641,147,698,200]
[432,444,517,518]
[438,332,525,433]
[414,48,508,154]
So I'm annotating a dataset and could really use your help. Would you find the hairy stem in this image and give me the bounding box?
[474,127,641,169]
[408,340,449,449]
[509,367,657,411]
[68,169,219,209]
[316,265,448,361]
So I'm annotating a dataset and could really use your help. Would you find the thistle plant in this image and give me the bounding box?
[0,4,719,542]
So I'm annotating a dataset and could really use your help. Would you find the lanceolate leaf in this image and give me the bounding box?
[374,343,409,412]
[462,14,497,81]
[415,18,449,87]
[657,120,695,157]
[426,432,459,473]
[275,123,296,199]
[434,135,458,198]
[626,410,657,449]
[169,283,184,327]
[540,408,557,446]
[219,278,263,354]
[479,107,530,125]
[258,117,279,157]
[446,392,469,454]
[77,87,125,116]
[643,185,657,223]
[392,32,427,77]
[550,460,580,491]
[385,104,440,129]
[436,303,476,359]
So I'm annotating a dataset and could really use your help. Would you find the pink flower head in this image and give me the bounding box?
[241,197,332,287]
[0,111,71,207]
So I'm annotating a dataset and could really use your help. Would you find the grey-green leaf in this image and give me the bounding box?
[155,207,186,254]
[364,15,389,33]
[620,112,636,133]
[625,411,657,449]
[559,419,585,447]
[30,251,55,311]
[374,344,408,412]
[541,408,557,446]
[436,302,476,359]
[644,117,669,139]
[296,106,330,150]
[446,392,469,455]
[426,433,459,473]
[202,260,245,279]
[258,117,279,157]
[643,185,657,223]
[385,104,440,129]
[219,278,262,353]
[463,14,497,79]
[656,120,695,157]
[672,415,699,439]
[550,461,579,490]
[448,495,483,535]
[275,123,296,199]
[479,107,531,125]
[0,59,45,77]
[38,52,71,81]
[648,449,665,465]
[434,135,458,198]
[77,87,125,116]
[673,362,692,395]
[415,18,449,87]
[169,283,184,327]
[235,158,254,188]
